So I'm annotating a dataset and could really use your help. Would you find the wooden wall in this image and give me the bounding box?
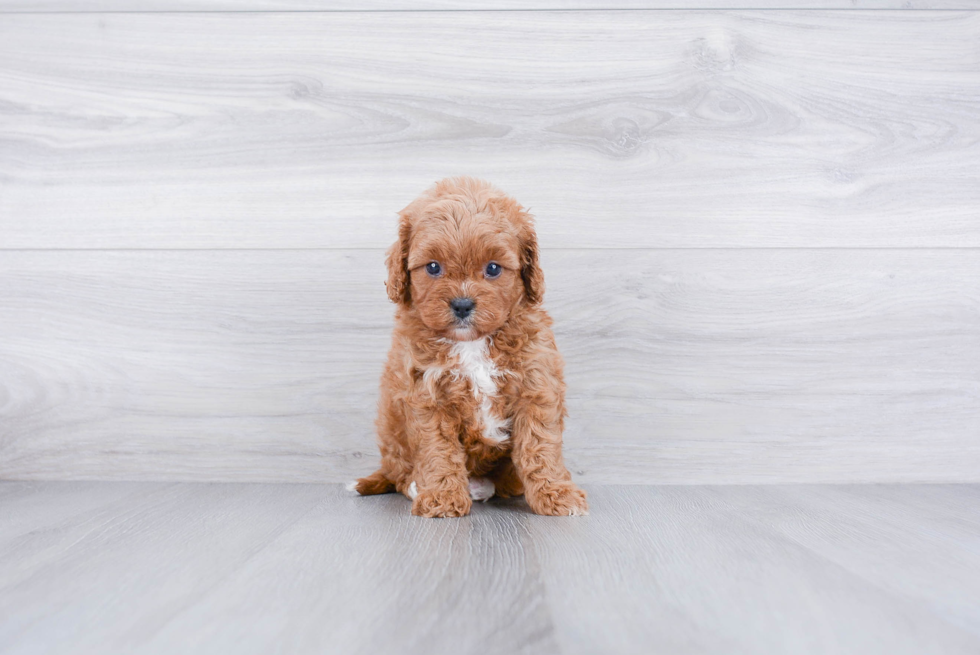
[1,4,978,483]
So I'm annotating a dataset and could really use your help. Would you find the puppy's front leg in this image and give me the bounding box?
[409,408,472,518]
[511,409,589,517]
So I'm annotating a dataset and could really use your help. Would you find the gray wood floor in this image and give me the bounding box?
[1,482,978,654]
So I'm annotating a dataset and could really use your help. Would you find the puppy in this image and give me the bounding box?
[353,177,588,518]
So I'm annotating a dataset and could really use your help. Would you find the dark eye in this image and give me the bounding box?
[425,261,442,277]
[485,262,502,279]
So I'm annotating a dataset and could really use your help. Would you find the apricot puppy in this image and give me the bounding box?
[353,177,588,518]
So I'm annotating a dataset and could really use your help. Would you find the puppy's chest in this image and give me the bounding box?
[427,339,513,443]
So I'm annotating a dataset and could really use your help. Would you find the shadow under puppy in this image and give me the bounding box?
[352,177,588,518]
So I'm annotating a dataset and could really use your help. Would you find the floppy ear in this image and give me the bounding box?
[384,213,412,305]
[519,214,545,305]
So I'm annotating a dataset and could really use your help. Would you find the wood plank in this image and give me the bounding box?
[718,485,980,637]
[4,1,980,10]
[3,0,978,10]
[528,485,980,654]
[0,482,331,653]
[1,11,978,248]
[0,481,173,544]
[1,249,977,483]
[2,482,979,654]
[140,489,557,655]
[0,482,557,655]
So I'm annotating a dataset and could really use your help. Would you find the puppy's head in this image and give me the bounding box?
[385,177,544,341]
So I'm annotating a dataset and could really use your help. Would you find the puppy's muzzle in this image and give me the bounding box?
[450,297,476,321]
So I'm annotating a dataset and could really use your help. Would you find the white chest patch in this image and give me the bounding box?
[447,338,511,443]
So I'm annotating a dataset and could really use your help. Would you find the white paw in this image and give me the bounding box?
[344,481,359,494]
[407,481,418,500]
[468,477,495,502]
[568,505,589,517]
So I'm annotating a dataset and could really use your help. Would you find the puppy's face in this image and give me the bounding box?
[407,209,524,341]
[386,178,544,341]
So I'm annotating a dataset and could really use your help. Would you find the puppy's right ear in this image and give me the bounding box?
[384,212,412,305]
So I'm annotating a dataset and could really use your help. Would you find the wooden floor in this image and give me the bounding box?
[2,482,978,654]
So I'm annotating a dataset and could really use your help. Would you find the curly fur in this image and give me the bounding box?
[354,177,588,518]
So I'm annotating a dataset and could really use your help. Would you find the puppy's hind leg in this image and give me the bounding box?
[350,469,395,496]
[487,458,524,499]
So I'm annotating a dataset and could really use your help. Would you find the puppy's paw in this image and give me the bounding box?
[468,477,495,502]
[352,471,395,496]
[412,487,473,518]
[528,483,589,517]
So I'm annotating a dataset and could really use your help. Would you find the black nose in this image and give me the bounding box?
[450,297,475,319]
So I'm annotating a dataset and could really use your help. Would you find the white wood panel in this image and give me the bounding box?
[2,482,979,654]
[1,249,977,483]
[1,12,978,248]
[1,1,978,10]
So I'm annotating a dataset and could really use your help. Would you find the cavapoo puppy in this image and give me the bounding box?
[352,177,588,518]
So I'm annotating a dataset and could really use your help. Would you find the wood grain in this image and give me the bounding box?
[718,484,980,636]
[2,1,978,11]
[1,11,978,248]
[2,482,979,654]
[1,249,977,483]
[528,485,980,654]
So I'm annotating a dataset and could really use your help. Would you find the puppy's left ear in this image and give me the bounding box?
[518,213,545,305]
[385,212,412,305]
